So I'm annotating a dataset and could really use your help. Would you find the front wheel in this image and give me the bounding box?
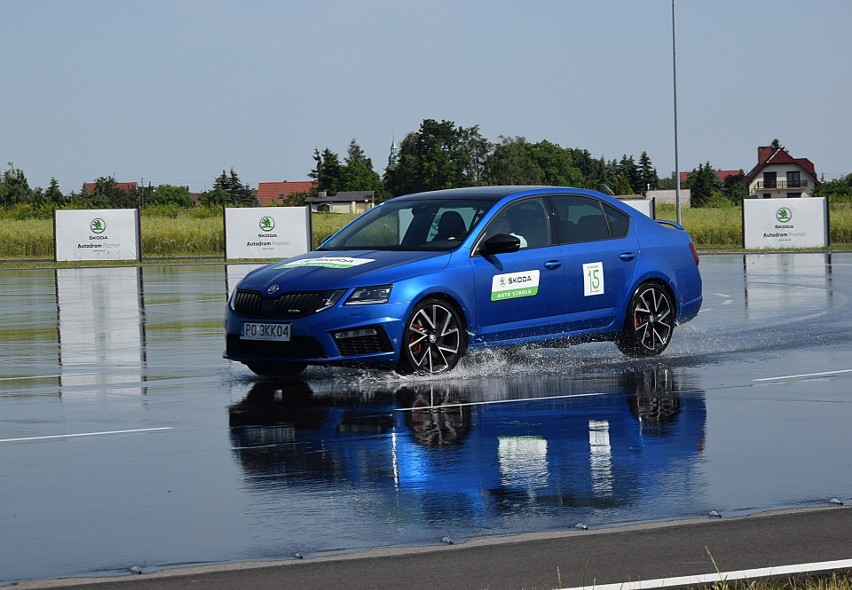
[616,283,675,357]
[397,298,467,375]
[245,362,307,378]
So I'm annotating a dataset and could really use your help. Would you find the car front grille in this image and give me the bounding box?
[232,289,332,319]
[226,334,327,359]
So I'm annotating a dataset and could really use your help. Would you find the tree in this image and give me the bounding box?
[0,162,32,206]
[637,151,659,194]
[340,139,385,199]
[721,171,747,205]
[482,136,542,185]
[384,119,483,196]
[813,173,852,203]
[612,172,634,196]
[593,156,613,192]
[282,191,309,206]
[526,140,583,187]
[198,187,230,207]
[80,177,137,208]
[458,125,490,185]
[309,148,343,195]
[770,138,785,152]
[618,155,640,194]
[687,162,720,208]
[565,148,602,189]
[211,168,258,206]
[149,184,193,207]
[44,177,64,205]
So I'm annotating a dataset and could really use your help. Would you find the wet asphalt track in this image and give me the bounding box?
[1,253,851,587]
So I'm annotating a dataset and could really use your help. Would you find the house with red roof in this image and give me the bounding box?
[83,181,139,193]
[256,180,317,206]
[744,146,819,198]
[679,169,742,185]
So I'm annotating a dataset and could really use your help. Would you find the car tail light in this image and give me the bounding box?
[689,242,700,266]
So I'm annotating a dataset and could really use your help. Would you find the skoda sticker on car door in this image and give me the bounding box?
[583,262,604,296]
[491,270,540,301]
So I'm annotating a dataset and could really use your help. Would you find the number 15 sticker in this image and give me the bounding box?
[583,262,604,296]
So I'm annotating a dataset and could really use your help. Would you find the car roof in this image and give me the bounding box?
[392,185,604,203]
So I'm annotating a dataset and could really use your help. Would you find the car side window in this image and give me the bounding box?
[482,198,552,250]
[603,202,630,239]
[551,195,613,244]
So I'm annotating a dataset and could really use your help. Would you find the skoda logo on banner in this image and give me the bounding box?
[776,207,792,223]
[90,218,106,234]
[259,216,275,232]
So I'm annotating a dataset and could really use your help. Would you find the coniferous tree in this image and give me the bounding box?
[341,140,385,198]
[44,177,64,205]
[687,162,719,208]
[211,168,257,206]
[309,148,343,195]
[638,151,659,194]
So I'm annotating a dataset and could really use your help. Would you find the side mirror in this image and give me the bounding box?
[480,233,521,255]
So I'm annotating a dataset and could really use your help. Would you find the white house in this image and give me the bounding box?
[744,146,819,198]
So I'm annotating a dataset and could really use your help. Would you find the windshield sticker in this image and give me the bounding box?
[491,270,540,301]
[583,262,604,296]
[275,257,375,270]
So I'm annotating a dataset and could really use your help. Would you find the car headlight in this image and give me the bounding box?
[316,289,346,312]
[345,285,392,306]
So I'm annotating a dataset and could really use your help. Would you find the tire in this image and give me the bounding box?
[397,298,467,375]
[245,362,307,378]
[616,283,675,357]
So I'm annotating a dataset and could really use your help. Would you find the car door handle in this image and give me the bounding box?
[619,252,637,261]
[544,260,562,269]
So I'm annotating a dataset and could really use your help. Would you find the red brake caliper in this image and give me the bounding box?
[410,321,422,356]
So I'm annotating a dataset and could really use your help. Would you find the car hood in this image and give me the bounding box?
[239,250,454,292]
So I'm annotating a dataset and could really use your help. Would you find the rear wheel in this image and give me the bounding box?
[245,362,307,378]
[397,298,466,374]
[616,283,674,357]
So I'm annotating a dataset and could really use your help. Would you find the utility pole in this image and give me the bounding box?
[672,0,682,224]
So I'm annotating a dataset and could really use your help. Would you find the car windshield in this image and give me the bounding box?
[318,199,494,251]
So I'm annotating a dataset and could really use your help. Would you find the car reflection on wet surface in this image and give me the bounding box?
[1,254,851,585]
[228,366,705,537]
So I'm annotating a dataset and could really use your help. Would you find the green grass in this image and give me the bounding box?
[1,205,850,263]
[657,204,744,248]
[0,218,54,258]
[686,571,852,590]
[141,215,225,258]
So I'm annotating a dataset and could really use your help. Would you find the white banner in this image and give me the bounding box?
[620,198,655,218]
[54,209,140,261]
[743,198,828,249]
[224,207,311,260]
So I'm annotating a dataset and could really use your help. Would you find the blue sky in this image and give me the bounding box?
[4,0,850,194]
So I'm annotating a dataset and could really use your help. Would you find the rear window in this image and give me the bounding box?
[551,195,619,243]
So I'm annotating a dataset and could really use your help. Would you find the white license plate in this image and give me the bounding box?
[241,322,291,341]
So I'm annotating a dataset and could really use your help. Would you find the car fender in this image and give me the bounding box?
[391,266,475,334]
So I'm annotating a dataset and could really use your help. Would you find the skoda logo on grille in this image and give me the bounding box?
[267,285,280,295]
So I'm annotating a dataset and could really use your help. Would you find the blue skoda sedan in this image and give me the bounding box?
[224,186,702,376]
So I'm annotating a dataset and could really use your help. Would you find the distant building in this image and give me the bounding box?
[305,191,375,214]
[744,146,819,198]
[679,170,742,185]
[256,181,317,206]
[387,138,399,170]
[83,181,138,193]
[646,189,692,208]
